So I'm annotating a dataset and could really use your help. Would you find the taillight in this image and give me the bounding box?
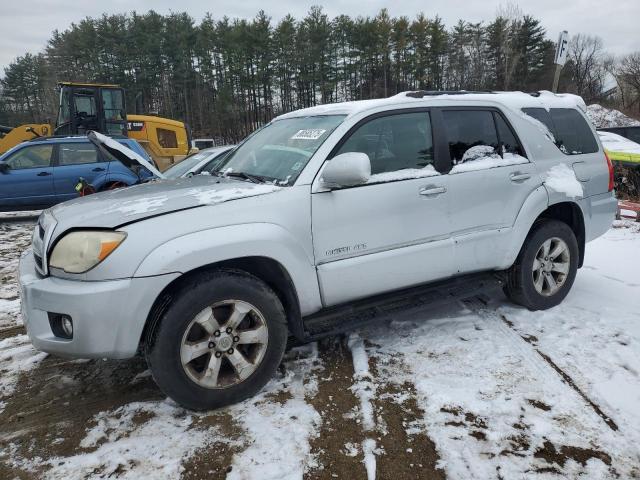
[605,150,614,192]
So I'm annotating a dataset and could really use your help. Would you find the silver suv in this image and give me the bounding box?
[19,91,617,410]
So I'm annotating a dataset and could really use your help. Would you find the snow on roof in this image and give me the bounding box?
[275,90,586,121]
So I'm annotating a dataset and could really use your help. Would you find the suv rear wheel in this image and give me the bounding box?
[146,270,288,410]
[504,219,579,310]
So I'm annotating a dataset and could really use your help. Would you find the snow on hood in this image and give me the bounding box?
[88,131,166,179]
[49,175,281,232]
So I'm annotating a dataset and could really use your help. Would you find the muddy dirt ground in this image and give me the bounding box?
[1,214,639,479]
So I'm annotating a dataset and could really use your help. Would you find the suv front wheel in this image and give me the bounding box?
[146,270,288,410]
[504,219,579,311]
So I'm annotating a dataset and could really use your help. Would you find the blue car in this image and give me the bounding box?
[0,136,154,211]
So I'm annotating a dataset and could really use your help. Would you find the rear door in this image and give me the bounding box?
[442,108,540,274]
[0,144,55,209]
[53,142,108,202]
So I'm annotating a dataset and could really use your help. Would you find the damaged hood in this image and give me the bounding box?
[48,175,282,232]
[88,131,166,178]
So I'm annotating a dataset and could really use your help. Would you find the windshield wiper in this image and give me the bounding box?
[224,171,264,184]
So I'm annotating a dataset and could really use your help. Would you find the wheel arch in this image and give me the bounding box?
[140,256,304,353]
[535,201,586,267]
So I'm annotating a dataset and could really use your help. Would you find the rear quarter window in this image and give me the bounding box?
[522,107,598,155]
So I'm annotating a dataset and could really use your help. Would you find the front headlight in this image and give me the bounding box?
[49,230,127,274]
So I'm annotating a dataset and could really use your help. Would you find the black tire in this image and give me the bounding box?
[146,269,288,410]
[504,219,579,311]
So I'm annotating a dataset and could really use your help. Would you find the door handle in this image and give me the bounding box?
[509,172,531,182]
[36,171,51,177]
[92,167,105,172]
[419,186,447,196]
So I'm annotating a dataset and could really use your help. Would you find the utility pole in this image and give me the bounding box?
[552,31,569,93]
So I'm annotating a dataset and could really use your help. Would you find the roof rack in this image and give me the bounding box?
[405,90,547,99]
[27,134,128,142]
[405,90,495,98]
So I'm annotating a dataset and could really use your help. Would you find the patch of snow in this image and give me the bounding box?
[367,165,439,184]
[227,344,321,480]
[24,400,214,479]
[103,195,170,216]
[362,438,377,480]
[0,335,47,412]
[450,152,529,174]
[348,333,378,480]
[587,104,640,128]
[186,184,281,206]
[598,131,640,155]
[544,163,583,198]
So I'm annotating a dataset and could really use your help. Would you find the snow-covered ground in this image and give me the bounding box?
[0,215,639,479]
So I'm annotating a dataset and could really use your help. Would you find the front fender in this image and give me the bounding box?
[102,171,137,187]
[497,186,549,269]
[134,222,322,315]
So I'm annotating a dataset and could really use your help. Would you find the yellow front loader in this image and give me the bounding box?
[0,124,52,155]
[0,82,194,170]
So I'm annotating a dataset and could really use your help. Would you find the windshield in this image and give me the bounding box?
[164,150,217,179]
[215,115,345,185]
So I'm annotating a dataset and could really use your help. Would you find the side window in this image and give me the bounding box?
[494,113,525,156]
[58,143,99,166]
[443,110,499,164]
[522,108,598,155]
[336,112,434,176]
[6,145,53,170]
[550,109,598,154]
[157,128,178,149]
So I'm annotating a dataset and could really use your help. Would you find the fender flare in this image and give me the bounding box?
[498,186,549,268]
[134,222,322,315]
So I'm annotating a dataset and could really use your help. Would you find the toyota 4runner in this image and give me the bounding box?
[19,91,617,410]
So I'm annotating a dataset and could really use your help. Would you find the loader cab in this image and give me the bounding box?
[55,83,127,137]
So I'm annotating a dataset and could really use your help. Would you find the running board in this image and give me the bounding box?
[301,273,504,341]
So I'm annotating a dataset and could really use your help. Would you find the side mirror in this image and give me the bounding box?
[319,152,371,189]
[0,163,9,174]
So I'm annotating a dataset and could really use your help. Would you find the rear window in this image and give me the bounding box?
[522,108,598,155]
[442,110,524,163]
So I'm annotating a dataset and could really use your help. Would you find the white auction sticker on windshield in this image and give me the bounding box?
[291,129,326,140]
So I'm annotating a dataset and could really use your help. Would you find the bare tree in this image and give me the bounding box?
[616,52,640,112]
[565,34,606,101]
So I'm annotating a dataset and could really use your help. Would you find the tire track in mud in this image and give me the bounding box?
[304,336,446,480]
[304,337,368,480]
[498,313,619,432]
[0,325,25,340]
[467,297,619,432]
[367,350,446,480]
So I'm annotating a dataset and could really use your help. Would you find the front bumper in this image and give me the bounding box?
[18,250,179,359]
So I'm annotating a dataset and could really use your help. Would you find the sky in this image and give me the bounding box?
[1,0,639,70]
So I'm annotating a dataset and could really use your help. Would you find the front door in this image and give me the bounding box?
[0,144,55,210]
[311,110,453,307]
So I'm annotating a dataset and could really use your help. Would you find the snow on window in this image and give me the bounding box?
[449,145,529,174]
[367,165,440,183]
[544,163,583,198]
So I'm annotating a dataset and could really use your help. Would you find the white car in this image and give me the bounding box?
[163,146,235,179]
